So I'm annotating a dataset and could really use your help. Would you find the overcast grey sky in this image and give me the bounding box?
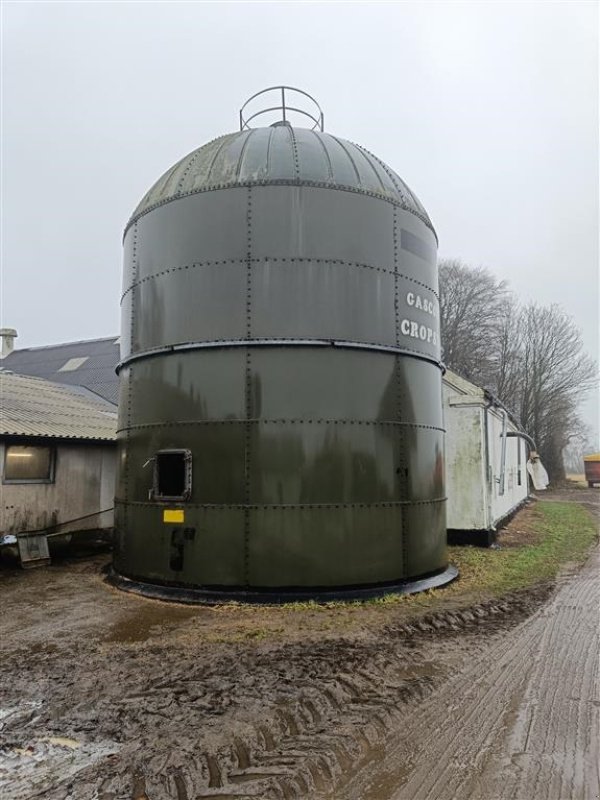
[2,1,598,432]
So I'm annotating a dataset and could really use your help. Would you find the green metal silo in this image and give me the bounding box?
[111,88,456,601]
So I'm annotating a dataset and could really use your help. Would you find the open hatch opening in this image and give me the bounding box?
[153,449,192,501]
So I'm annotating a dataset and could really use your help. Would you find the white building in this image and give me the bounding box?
[443,370,532,545]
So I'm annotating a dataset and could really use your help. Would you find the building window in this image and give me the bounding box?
[3,445,55,483]
[153,449,192,501]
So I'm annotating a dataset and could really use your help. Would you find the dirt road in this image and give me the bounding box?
[0,492,598,799]
[331,545,600,800]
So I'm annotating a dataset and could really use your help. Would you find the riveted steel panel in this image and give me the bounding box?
[266,124,297,179]
[237,126,273,183]
[249,421,396,505]
[128,129,436,233]
[122,224,138,295]
[123,424,246,505]
[117,364,131,419]
[396,279,441,361]
[250,259,396,345]
[250,186,395,266]
[119,291,134,359]
[128,350,247,425]
[248,348,398,421]
[210,129,253,185]
[395,359,444,428]
[402,501,447,577]
[249,421,443,505]
[133,262,247,352]
[341,140,389,193]
[130,189,248,284]
[400,427,445,502]
[114,503,246,586]
[115,437,128,502]
[248,505,404,587]
[293,128,334,183]
[248,350,443,429]
[319,133,361,188]
[397,247,438,295]
[397,207,438,252]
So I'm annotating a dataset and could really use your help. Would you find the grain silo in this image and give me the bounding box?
[111,87,457,601]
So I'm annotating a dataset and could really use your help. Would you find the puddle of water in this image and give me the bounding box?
[0,737,120,799]
[104,603,208,643]
[0,701,42,726]
[43,736,80,749]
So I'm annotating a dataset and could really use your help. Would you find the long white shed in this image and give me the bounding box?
[443,370,531,545]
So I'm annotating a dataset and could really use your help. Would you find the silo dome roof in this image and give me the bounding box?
[127,126,434,235]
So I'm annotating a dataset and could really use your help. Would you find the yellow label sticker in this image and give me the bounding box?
[163,509,184,524]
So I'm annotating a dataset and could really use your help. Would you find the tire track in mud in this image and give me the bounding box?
[75,592,550,800]
[332,547,600,800]
[0,574,553,800]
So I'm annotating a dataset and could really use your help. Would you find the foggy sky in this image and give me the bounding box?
[2,1,598,434]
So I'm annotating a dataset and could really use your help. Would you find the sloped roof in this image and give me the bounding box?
[2,336,119,405]
[442,369,485,397]
[0,371,117,442]
[128,127,435,236]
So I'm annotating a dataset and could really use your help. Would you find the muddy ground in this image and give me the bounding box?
[1,489,598,800]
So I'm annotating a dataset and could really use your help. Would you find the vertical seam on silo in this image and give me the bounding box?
[175,148,201,195]
[288,125,300,181]
[352,144,388,193]
[123,222,138,538]
[244,186,253,585]
[393,208,399,348]
[312,131,334,182]
[358,145,410,205]
[329,135,361,185]
[394,207,408,577]
[206,135,235,186]
[234,130,254,182]
[265,127,274,175]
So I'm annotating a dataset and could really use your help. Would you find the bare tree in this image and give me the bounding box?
[507,303,597,481]
[563,421,598,475]
[439,260,598,482]
[438,260,512,388]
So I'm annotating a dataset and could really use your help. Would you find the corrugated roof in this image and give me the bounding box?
[0,371,117,441]
[127,127,435,236]
[2,336,119,405]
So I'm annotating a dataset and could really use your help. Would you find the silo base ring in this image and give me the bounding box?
[105,565,459,605]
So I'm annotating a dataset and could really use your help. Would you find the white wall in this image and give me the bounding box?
[443,389,489,530]
[486,408,529,526]
[443,378,529,531]
[0,441,116,535]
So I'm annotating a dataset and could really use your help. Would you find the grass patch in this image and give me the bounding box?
[447,500,598,599]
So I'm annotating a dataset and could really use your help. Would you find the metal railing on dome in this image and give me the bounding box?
[239,86,324,131]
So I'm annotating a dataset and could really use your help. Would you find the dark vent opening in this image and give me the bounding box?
[154,450,192,500]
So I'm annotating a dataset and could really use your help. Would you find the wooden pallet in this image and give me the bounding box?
[17,533,51,568]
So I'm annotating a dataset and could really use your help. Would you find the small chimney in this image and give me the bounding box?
[0,328,17,359]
